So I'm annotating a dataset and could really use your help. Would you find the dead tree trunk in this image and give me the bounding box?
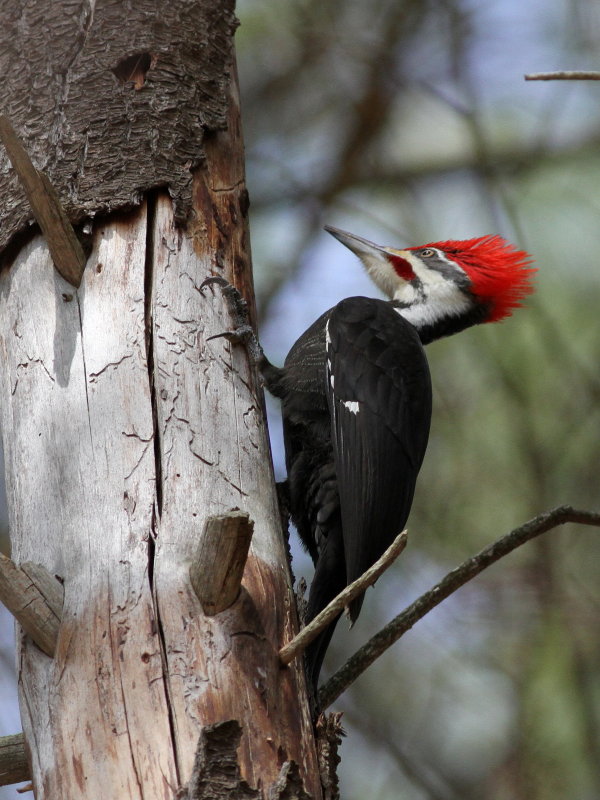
[0,2,322,797]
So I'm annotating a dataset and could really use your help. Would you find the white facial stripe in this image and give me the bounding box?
[404,250,464,290]
[395,287,472,328]
[390,248,472,329]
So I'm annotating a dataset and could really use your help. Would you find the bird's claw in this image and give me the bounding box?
[199,276,229,291]
[201,277,264,365]
[206,324,255,346]
[200,277,250,328]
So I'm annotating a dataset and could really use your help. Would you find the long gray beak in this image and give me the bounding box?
[324,225,388,259]
[324,225,414,297]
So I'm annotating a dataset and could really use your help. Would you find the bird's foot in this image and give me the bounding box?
[200,277,264,365]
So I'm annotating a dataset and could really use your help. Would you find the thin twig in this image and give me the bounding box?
[279,531,408,666]
[525,71,600,81]
[319,506,600,709]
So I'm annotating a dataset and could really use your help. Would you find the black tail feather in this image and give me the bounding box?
[303,528,346,701]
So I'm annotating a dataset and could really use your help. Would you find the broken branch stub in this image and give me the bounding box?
[0,115,86,287]
[0,733,30,788]
[0,553,64,657]
[189,511,254,615]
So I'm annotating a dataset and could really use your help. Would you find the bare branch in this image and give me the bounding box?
[279,531,408,666]
[319,506,600,709]
[0,554,64,657]
[189,511,254,615]
[525,71,600,81]
[0,733,30,787]
[0,115,86,287]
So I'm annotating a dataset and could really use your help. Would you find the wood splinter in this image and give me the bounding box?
[0,553,64,657]
[0,115,86,287]
[189,511,254,615]
[279,530,408,666]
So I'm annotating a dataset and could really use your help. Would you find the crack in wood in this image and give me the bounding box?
[88,353,133,381]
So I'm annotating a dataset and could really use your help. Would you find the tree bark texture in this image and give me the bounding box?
[0,2,321,797]
[0,0,237,254]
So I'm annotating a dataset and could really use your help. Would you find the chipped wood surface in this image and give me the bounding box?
[185,721,259,800]
[316,714,344,800]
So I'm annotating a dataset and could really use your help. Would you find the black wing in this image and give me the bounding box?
[325,297,432,618]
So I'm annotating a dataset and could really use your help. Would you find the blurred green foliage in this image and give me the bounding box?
[236,0,600,797]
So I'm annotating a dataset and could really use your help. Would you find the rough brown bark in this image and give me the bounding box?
[0,0,237,253]
[0,2,322,796]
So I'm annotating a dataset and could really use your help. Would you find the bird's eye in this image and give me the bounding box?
[420,248,436,258]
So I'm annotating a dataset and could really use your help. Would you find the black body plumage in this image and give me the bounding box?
[263,296,432,691]
[205,224,534,699]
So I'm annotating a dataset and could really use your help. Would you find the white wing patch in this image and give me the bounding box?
[325,317,335,387]
[326,316,359,412]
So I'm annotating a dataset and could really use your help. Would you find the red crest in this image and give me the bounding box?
[412,235,536,321]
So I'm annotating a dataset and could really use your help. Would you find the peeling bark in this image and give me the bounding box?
[269,761,313,800]
[316,714,345,800]
[185,720,259,800]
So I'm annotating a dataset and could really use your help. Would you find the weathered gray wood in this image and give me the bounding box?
[0,209,177,797]
[189,511,254,615]
[0,733,29,787]
[0,554,63,656]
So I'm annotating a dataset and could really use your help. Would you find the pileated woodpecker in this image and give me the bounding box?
[207,227,535,695]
